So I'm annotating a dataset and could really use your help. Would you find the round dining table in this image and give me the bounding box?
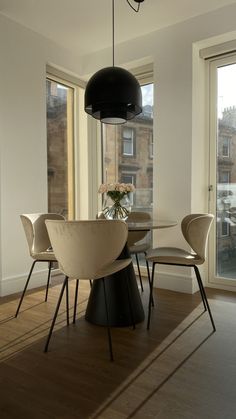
[85,219,177,327]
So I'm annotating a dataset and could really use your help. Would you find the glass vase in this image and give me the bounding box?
[102,193,131,220]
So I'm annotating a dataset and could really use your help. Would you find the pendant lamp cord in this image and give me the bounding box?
[126,0,141,13]
[112,0,142,66]
[112,0,115,66]
[112,1,142,65]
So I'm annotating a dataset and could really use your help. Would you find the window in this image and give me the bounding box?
[121,173,135,185]
[102,81,154,213]
[219,170,230,184]
[121,173,136,205]
[221,220,230,237]
[101,73,153,272]
[46,77,75,219]
[122,127,134,156]
[222,137,230,157]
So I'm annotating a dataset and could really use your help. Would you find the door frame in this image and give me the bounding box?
[208,54,236,291]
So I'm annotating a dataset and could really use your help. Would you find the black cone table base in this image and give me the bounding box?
[85,245,145,327]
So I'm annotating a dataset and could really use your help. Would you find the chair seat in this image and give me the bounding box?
[94,258,132,279]
[146,247,203,265]
[32,251,57,261]
[129,242,150,254]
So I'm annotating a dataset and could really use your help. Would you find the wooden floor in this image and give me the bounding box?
[0,276,236,418]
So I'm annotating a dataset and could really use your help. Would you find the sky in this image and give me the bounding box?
[141,83,153,107]
[218,63,236,118]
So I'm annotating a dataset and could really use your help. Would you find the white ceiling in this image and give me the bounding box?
[1,0,236,56]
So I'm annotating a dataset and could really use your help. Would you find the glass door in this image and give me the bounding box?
[209,55,236,290]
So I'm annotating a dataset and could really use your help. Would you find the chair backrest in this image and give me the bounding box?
[20,213,65,256]
[127,211,151,246]
[181,214,214,262]
[45,219,128,279]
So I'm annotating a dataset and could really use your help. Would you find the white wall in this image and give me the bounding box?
[0,15,84,295]
[2,3,236,295]
[80,2,236,292]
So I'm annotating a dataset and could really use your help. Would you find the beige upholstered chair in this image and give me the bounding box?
[127,211,152,292]
[44,219,132,361]
[146,214,215,331]
[15,213,64,317]
[97,211,153,302]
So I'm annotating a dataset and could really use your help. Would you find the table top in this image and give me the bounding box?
[127,219,177,231]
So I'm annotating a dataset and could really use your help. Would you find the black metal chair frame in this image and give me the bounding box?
[15,259,53,318]
[134,251,154,306]
[147,261,216,332]
[44,272,135,362]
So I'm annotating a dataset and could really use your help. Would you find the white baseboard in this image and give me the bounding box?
[153,271,194,294]
[0,268,61,297]
[1,265,196,297]
[135,265,195,294]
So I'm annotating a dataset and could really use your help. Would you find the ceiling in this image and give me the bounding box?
[1,0,236,56]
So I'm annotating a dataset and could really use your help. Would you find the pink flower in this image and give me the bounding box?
[98,182,135,194]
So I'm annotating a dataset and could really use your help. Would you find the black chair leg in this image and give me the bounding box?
[102,278,114,362]
[15,260,37,317]
[125,270,136,330]
[194,266,216,331]
[135,254,144,292]
[45,261,52,302]
[89,280,93,289]
[145,253,154,307]
[147,262,156,330]
[44,276,68,352]
[193,265,207,312]
[73,279,79,324]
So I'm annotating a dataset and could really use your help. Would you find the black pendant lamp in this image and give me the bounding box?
[85,0,144,125]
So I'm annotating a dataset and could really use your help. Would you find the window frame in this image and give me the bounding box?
[46,67,92,220]
[46,75,75,219]
[207,53,236,291]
